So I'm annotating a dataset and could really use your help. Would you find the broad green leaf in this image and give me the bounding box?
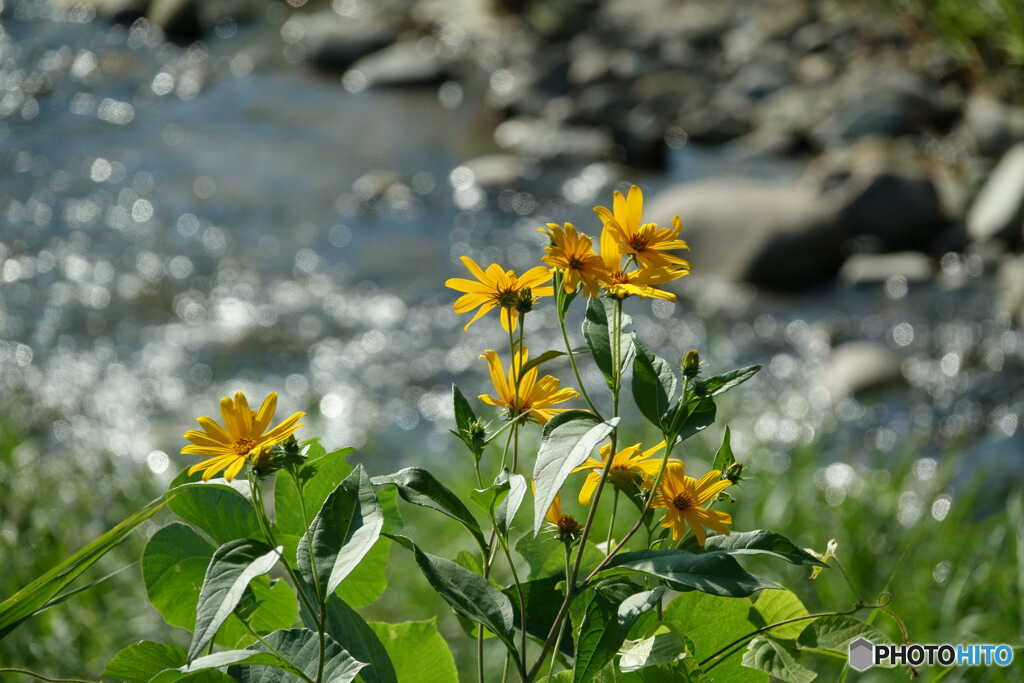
[575,588,664,682]
[503,576,572,656]
[796,615,891,660]
[664,592,766,683]
[515,533,603,581]
[297,465,383,599]
[230,628,365,682]
[533,411,618,534]
[102,641,186,681]
[336,537,390,608]
[750,590,811,640]
[618,632,688,673]
[711,427,735,474]
[583,297,633,389]
[242,578,299,635]
[452,384,477,435]
[143,523,219,632]
[742,637,816,683]
[518,348,588,376]
[696,365,761,398]
[168,469,261,545]
[496,472,527,535]
[0,490,171,638]
[275,446,355,538]
[667,396,716,443]
[372,468,486,551]
[701,530,825,567]
[300,590,397,683]
[632,340,677,431]
[470,471,512,521]
[602,550,776,597]
[388,534,518,659]
[149,671,236,683]
[188,539,281,661]
[368,619,458,683]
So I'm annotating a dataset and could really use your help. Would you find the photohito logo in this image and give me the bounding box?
[848,638,1014,672]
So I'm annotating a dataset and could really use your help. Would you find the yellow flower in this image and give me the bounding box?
[479,347,578,424]
[445,256,553,332]
[573,441,670,505]
[182,392,304,482]
[532,481,582,541]
[651,461,733,546]
[538,222,608,297]
[594,184,690,270]
[596,218,687,301]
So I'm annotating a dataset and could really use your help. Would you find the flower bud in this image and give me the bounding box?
[469,419,487,451]
[682,349,700,378]
[725,462,744,484]
[556,515,582,544]
[515,287,534,314]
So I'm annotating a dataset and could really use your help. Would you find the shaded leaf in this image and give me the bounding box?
[230,628,365,683]
[299,591,397,683]
[702,530,825,567]
[102,641,186,681]
[742,637,816,683]
[335,537,390,608]
[372,468,486,551]
[496,472,527,535]
[574,588,664,682]
[368,619,458,683]
[275,446,355,540]
[632,340,676,431]
[668,396,716,443]
[697,365,761,398]
[602,549,776,597]
[711,427,735,474]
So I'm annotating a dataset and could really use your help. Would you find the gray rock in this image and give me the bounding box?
[344,40,447,89]
[839,252,933,285]
[967,144,1024,246]
[452,154,535,189]
[147,0,260,43]
[54,0,149,22]
[494,118,614,161]
[964,93,1024,158]
[647,179,845,290]
[825,342,904,400]
[281,11,396,73]
[997,255,1024,326]
[814,85,946,147]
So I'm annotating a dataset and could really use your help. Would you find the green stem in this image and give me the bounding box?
[546,543,573,676]
[557,305,602,418]
[606,488,619,551]
[0,669,95,683]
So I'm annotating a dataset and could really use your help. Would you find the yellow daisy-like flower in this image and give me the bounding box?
[479,347,578,424]
[445,256,553,332]
[538,222,608,297]
[594,184,690,270]
[651,461,733,546]
[572,441,670,505]
[596,217,688,301]
[182,392,304,482]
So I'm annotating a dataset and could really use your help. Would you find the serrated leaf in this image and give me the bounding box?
[701,530,825,566]
[533,411,619,534]
[368,619,457,683]
[750,590,811,640]
[372,468,486,551]
[229,628,365,683]
[697,365,761,397]
[188,540,281,661]
[632,340,676,431]
[102,641,187,681]
[602,549,776,597]
[743,637,816,683]
[297,465,383,599]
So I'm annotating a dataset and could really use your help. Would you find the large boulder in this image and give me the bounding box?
[824,342,904,400]
[344,40,448,89]
[647,179,845,290]
[280,11,397,73]
[967,144,1024,246]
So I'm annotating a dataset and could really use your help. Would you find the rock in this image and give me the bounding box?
[494,117,615,161]
[814,85,948,147]
[55,0,149,22]
[997,255,1024,326]
[730,61,791,101]
[839,252,933,285]
[452,154,535,189]
[280,11,396,73]
[647,179,845,290]
[147,0,260,43]
[963,93,1024,158]
[344,40,448,89]
[825,342,904,400]
[967,144,1024,246]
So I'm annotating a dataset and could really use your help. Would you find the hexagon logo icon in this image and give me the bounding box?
[848,637,875,672]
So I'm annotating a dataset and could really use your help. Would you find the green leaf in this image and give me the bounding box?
[372,468,486,551]
[168,468,261,545]
[574,588,665,682]
[602,549,776,597]
[555,270,580,319]
[0,490,171,638]
[148,670,236,683]
[742,637,816,683]
[229,628,366,682]
[388,534,519,660]
[711,427,735,474]
[300,592,397,683]
[663,592,767,683]
[335,537,390,608]
[275,446,355,539]
[102,641,187,681]
[503,576,573,656]
[515,533,603,581]
[368,619,458,683]
[297,465,383,600]
[618,632,688,673]
[496,472,527,535]
[583,297,615,389]
[518,348,588,376]
[696,365,761,398]
[701,530,825,567]
[533,411,619,534]
[750,590,811,640]
[632,340,677,431]
[452,384,477,435]
[188,539,281,661]
[667,396,716,443]
[143,523,218,632]
[796,615,891,659]
[242,578,299,635]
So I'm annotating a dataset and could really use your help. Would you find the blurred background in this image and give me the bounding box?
[2,0,1023,679]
